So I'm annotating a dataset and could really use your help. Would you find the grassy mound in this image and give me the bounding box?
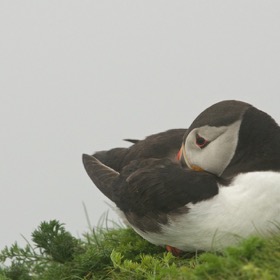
[0,220,280,279]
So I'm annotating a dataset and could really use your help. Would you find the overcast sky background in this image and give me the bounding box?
[1,1,280,249]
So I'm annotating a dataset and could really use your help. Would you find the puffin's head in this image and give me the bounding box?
[179,100,271,178]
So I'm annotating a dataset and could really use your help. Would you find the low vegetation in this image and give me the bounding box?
[0,219,280,279]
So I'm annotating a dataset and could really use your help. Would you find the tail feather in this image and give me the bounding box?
[123,138,139,144]
[93,148,128,172]
[82,154,119,200]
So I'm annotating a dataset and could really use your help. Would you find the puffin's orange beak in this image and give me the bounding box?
[177,144,204,172]
[177,147,183,161]
[177,145,187,168]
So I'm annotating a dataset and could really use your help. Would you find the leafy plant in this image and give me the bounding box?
[31,220,79,263]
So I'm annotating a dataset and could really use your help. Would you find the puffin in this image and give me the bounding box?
[82,100,280,252]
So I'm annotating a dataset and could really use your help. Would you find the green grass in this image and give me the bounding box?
[0,219,280,279]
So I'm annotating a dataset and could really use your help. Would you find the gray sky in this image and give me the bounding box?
[1,1,280,249]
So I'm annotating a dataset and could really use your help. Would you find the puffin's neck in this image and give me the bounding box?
[222,107,280,179]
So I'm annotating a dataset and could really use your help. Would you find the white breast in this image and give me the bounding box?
[132,171,280,251]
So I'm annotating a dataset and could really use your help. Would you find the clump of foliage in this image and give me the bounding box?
[0,219,280,279]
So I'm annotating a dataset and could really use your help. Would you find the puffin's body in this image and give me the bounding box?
[83,100,280,251]
[93,128,186,172]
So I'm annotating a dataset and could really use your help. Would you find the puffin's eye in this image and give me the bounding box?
[196,134,209,148]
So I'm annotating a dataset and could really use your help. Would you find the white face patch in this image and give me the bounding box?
[183,120,242,176]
